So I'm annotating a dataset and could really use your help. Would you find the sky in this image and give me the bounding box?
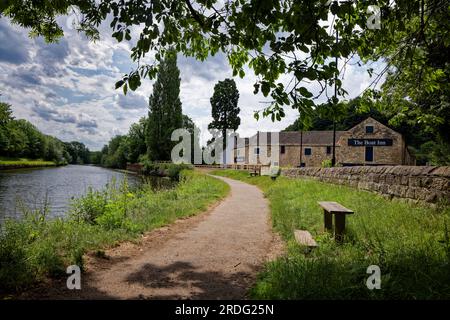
[0,14,382,151]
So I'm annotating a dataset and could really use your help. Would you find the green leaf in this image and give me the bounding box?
[115,80,124,89]
[261,82,270,97]
[298,87,313,98]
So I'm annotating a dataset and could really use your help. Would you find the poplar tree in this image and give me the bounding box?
[146,50,182,161]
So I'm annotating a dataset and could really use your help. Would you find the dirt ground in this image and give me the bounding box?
[20,174,284,300]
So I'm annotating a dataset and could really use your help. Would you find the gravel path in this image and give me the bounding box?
[26,175,282,300]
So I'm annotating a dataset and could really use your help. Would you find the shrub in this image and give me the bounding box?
[321,159,332,168]
[70,187,108,223]
[141,161,193,180]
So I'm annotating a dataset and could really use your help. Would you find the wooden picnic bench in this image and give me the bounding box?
[318,201,354,243]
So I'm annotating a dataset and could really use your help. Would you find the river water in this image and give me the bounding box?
[0,165,146,221]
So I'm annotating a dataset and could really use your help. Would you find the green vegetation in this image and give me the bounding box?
[141,162,193,180]
[211,170,450,299]
[0,102,92,166]
[0,157,57,169]
[208,78,241,164]
[0,170,229,292]
[146,49,183,161]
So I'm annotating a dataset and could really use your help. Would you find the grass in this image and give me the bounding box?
[211,170,450,299]
[0,170,229,293]
[0,157,57,169]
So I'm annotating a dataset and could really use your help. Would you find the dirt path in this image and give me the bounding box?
[27,175,282,300]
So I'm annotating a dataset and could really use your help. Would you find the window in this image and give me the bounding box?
[304,148,312,156]
[326,146,332,154]
[366,125,374,134]
[236,150,240,156]
[254,147,260,155]
[280,145,285,154]
[365,146,374,162]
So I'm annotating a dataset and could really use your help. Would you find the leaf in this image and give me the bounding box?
[115,80,124,89]
[298,87,313,98]
[261,82,270,97]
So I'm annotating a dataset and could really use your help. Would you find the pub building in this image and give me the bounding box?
[233,117,416,167]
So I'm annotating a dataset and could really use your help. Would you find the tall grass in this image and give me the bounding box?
[0,170,229,293]
[0,158,57,169]
[211,170,450,299]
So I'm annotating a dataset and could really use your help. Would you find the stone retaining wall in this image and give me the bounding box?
[281,166,450,203]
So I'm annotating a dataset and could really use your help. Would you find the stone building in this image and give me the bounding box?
[233,117,416,167]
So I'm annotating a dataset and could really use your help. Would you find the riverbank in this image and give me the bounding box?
[211,170,450,299]
[0,170,229,294]
[0,157,58,170]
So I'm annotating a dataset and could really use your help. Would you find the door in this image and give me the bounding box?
[365,146,374,162]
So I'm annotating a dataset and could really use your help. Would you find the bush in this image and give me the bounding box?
[321,159,332,168]
[141,161,193,180]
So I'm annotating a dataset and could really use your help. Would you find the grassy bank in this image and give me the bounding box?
[211,170,450,299]
[0,170,229,293]
[0,157,57,170]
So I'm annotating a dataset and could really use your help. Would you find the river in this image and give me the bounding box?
[0,165,150,221]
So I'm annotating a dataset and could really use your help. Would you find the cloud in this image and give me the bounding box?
[0,19,29,64]
[116,92,148,110]
[31,102,77,124]
[10,66,42,87]
[77,118,98,134]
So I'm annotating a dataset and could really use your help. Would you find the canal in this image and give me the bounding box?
[0,165,143,221]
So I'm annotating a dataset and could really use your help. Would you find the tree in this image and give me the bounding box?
[64,141,90,164]
[126,117,147,164]
[101,135,128,168]
[146,50,183,161]
[208,78,240,164]
[369,1,450,147]
[0,102,14,126]
[0,102,14,154]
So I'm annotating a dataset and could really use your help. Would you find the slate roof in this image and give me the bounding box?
[279,131,346,145]
[245,131,345,146]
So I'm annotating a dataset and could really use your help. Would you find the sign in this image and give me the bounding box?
[348,139,393,147]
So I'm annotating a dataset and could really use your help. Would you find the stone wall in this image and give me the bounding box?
[281,166,450,203]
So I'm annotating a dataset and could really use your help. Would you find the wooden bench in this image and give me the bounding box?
[318,201,354,243]
[294,230,318,251]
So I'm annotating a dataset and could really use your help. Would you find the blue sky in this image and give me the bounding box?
[0,15,381,150]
